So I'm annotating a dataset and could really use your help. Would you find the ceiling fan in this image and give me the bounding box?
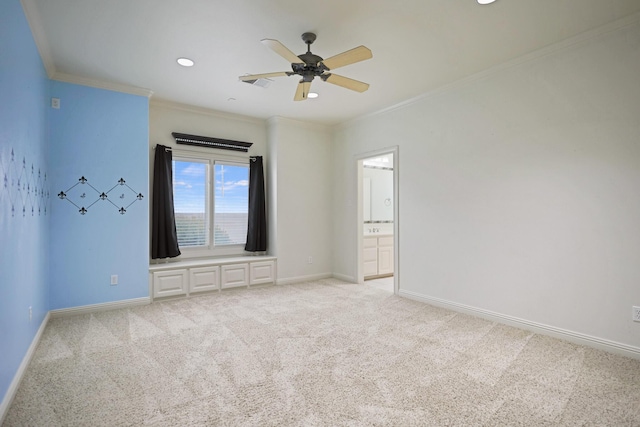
[239,32,373,101]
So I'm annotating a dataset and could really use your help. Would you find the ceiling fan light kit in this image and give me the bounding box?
[239,32,372,101]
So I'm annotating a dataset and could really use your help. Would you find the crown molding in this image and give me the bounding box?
[21,0,56,78]
[338,10,640,131]
[150,98,266,126]
[51,72,154,98]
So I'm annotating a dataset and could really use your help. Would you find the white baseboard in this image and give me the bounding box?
[332,273,356,283]
[276,272,333,285]
[0,311,50,425]
[49,297,150,318]
[399,289,640,360]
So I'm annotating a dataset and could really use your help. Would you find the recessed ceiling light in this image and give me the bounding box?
[308,92,319,99]
[477,0,496,4]
[177,57,194,67]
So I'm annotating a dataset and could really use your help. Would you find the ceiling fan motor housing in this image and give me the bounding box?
[292,33,329,81]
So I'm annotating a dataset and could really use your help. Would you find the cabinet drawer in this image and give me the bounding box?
[189,266,220,293]
[364,237,378,248]
[153,269,188,298]
[378,236,393,247]
[250,260,275,285]
[221,263,249,289]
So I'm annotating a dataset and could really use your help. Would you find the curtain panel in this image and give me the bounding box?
[151,144,181,259]
[245,156,267,252]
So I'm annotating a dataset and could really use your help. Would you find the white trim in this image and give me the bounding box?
[51,72,154,98]
[276,272,333,285]
[49,297,150,318]
[0,311,50,425]
[338,11,640,131]
[399,289,640,360]
[151,98,265,126]
[332,273,356,283]
[20,0,56,78]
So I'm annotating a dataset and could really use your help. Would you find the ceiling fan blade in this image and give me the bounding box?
[320,46,372,70]
[239,72,289,81]
[261,39,303,64]
[294,81,311,101]
[323,73,369,93]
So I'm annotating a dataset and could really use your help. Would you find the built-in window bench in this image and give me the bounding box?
[149,256,277,300]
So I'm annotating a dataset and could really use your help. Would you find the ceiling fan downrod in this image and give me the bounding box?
[294,32,327,81]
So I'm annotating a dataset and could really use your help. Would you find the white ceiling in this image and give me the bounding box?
[24,0,640,125]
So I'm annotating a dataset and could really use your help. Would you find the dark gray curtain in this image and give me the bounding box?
[151,145,181,259]
[245,156,267,252]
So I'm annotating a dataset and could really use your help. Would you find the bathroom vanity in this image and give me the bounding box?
[363,234,394,279]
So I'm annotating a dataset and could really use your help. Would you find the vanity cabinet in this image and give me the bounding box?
[364,235,394,279]
[377,236,394,276]
[363,237,379,277]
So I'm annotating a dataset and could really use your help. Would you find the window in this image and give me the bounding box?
[172,152,249,257]
[213,163,249,246]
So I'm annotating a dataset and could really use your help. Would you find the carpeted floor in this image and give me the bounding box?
[4,279,640,426]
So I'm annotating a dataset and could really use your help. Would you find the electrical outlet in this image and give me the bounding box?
[633,306,640,322]
[29,306,32,322]
[51,98,60,109]
[111,275,118,286]
[308,256,313,264]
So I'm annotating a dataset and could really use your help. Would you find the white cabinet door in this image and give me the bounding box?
[378,246,394,276]
[363,237,378,277]
[153,269,188,298]
[378,236,394,276]
[250,260,275,285]
[221,263,249,289]
[189,266,220,293]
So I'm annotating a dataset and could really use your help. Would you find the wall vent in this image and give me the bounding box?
[171,132,253,152]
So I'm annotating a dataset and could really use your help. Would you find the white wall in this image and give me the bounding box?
[268,117,333,283]
[149,100,268,157]
[148,102,333,284]
[148,100,269,252]
[333,20,640,352]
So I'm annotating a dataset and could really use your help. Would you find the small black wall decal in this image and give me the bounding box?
[0,148,50,217]
[58,176,143,215]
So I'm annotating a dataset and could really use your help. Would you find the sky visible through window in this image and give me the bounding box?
[172,160,248,214]
[214,163,249,214]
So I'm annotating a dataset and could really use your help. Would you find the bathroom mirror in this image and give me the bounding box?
[363,153,393,222]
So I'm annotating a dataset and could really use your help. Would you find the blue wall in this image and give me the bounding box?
[0,0,51,404]
[1,0,150,408]
[49,82,149,309]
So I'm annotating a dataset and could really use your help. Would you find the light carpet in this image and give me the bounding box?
[4,279,640,426]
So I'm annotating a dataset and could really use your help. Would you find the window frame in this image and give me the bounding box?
[172,149,249,259]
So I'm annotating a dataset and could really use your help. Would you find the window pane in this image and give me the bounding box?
[173,160,209,247]
[214,163,249,246]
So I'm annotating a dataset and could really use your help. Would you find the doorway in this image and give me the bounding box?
[356,147,398,294]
